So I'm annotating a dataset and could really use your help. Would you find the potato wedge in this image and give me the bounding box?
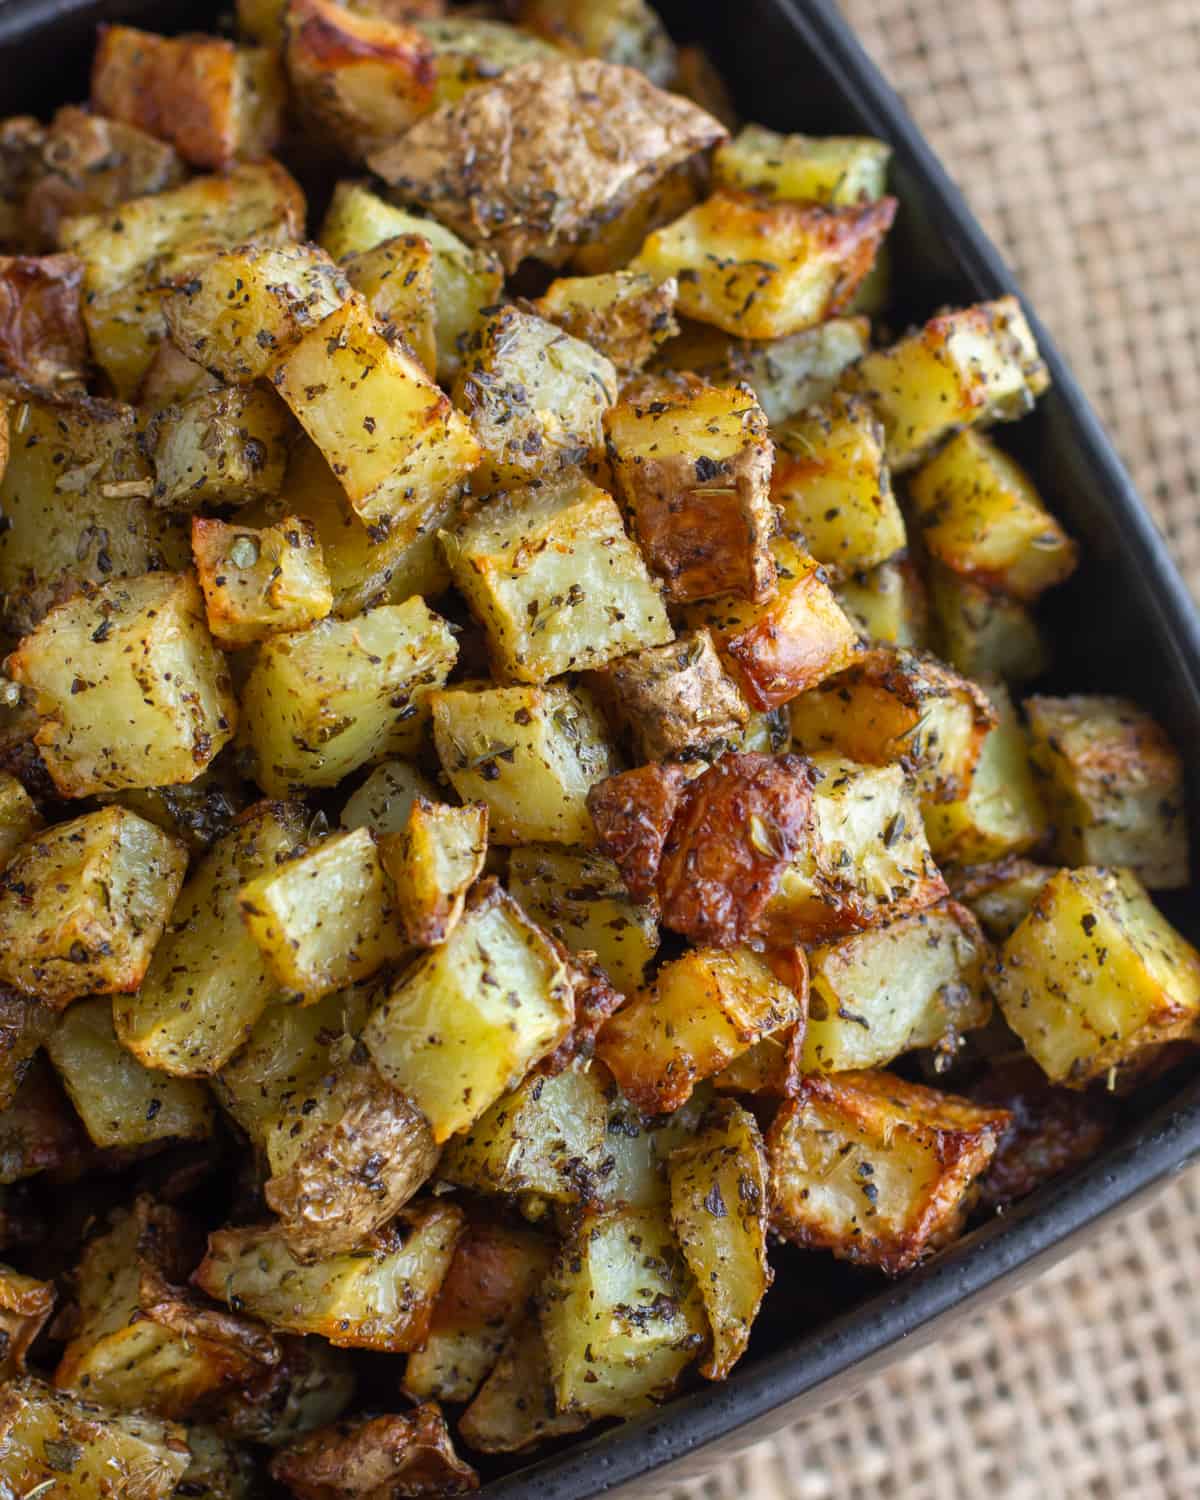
[948,856,1055,943]
[270,1404,479,1499]
[0,1264,54,1381]
[417,16,559,107]
[205,1335,355,1450]
[380,798,487,947]
[585,760,694,903]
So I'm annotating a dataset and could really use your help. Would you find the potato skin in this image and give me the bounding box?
[585,760,692,903]
[270,1405,479,1500]
[0,254,88,387]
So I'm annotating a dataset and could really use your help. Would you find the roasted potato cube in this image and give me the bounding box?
[55,1198,280,1418]
[239,827,407,1002]
[992,866,1200,1086]
[285,0,436,158]
[417,16,559,107]
[46,997,214,1148]
[1025,694,1188,890]
[801,902,992,1073]
[928,562,1048,684]
[459,1320,590,1455]
[432,682,617,846]
[686,535,862,710]
[205,1335,355,1450]
[114,800,307,1076]
[517,0,675,84]
[341,233,437,375]
[270,1404,479,1499]
[0,1059,87,1185]
[164,240,349,384]
[653,315,871,426]
[908,430,1078,601]
[8,571,237,796]
[91,24,285,170]
[270,295,481,530]
[0,807,186,1007]
[240,597,458,794]
[380,798,487,947]
[667,1099,770,1379]
[150,384,292,511]
[0,253,88,387]
[0,388,188,637]
[542,1204,706,1418]
[533,271,678,377]
[341,758,437,837]
[0,771,41,872]
[0,991,53,1111]
[772,394,905,579]
[447,471,670,682]
[320,182,502,381]
[195,1202,463,1351]
[0,1377,190,1498]
[363,880,574,1140]
[598,946,802,1114]
[633,190,895,339]
[839,296,1050,471]
[453,307,617,490]
[508,845,659,993]
[715,125,892,205]
[769,1071,1009,1273]
[789,646,997,804]
[924,680,1048,866]
[192,514,332,649]
[371,57,727,273]
[949,856,1055,942]
[761,756,949,944]
[0,1265,54,1380]
[404,1219,552,1403]
[836,556,931,649]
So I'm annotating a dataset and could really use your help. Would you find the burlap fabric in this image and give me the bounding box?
[674,2,1200,1496]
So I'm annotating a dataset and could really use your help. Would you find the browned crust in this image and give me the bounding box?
[0,254,88,387]
[586,760,691,903]
[270,1404,479,1500]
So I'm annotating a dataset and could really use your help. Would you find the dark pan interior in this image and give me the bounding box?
[3,0,1200,1494]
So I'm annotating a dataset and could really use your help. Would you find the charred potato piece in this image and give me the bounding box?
[458,1320,590,1455]
[0,807,186,1007]
[949,856,1055,943]
[0,252,88,386]
[768,1070,1010,1273]
[380,797,487,947]
[928,562,1049,684]
[533,271,679,377]
[517,0,675,85]
[192,514,333,649]
[633,190,895,339]
[340,233,437,375]
[992,865,1200,1087]
[605,380,776,605]
[715,125,891,205]
[149,384,292,511]
[1025,694,1188,890]
[270,1404,479,1499]
[836,555,931,649]
[0,1264,54,1380]
[447,470,670,682]
[91,24,285,170]
[341,758,437,837]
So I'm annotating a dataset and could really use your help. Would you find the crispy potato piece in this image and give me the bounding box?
[380,798,487,947]
[605,380,776,605]
[341,759,437,837]
[0,771,41,873]
[924,680,1048,866]
[769,1073,1009,1275]
[0,807,186,1007]
[363,879,574,1141]
[47,997,215,1149]
[542,1204,706,1418]
[1025,694,1188,890]
[801,902,992,1073]
[0,990,52,1110]
[715,125,891,205]
[192,515,333,649]
[0,253,88,386]
[633,190,895,339]
[839,297,1050,471]
[285,0,436,158]
[270,295,481,530]
[0,387,188,637]
[205,1334,355,1449]
[517,0,675,84]
[91,25,285,170]
[341,233,437,375]
[371,58,727,272]
[404,1219,552,1403]
[667,1099,770,1379]
[789,646,997,805]
[837,556,930,651]
[533,271,679,377]
[928,562,1048,684]
[0,1058,87,1184]
[447,471,670,682]
[149,384,292,511]
[685,535,862,710]
[416,17,559,107]
[949,856,1055,943]
[270,1404,479,1500]
[598,946,802,1114]
[992,866,1200,1087]
[459,1319,590,1455]
[432,682,618,846]
[240,597,458,794]
[195,1202,463,1351]
[114,801,308,1076]
[0,1377,190,1498]
[8,571,237,796]
[908,430,1077,601]
[585,759,693,902]
[772,394,905,579]
[0,1264,54,1380]
[320,182,502,381]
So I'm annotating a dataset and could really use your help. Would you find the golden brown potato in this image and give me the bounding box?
[768,1071,1010,1274]
[149,384,293,511]
[570,155,705,277]
[91,24,286,170]
[585,759,693,903]
[270,1405,479,1500]
[380,797,487,947]
[340,233,437,375]
[371,57,727,272]
[517,0,675,85]
[1025,694,1188,890]
[715,125,891,205]
[837,555,931,650]
[633,190,895,339]
[605,380,776,605]
[0,253,88,387]
[458,1320,590,1455]
[711,1021,804,1096]
[533,270,679,377]
[192,515,333,649]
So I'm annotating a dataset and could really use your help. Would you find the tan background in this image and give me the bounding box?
[676,1,1200,1496]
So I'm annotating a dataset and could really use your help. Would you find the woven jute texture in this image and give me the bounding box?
[674,2,1200,1497]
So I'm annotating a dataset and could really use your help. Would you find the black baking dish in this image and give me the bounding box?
[3,0,1200,1494]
